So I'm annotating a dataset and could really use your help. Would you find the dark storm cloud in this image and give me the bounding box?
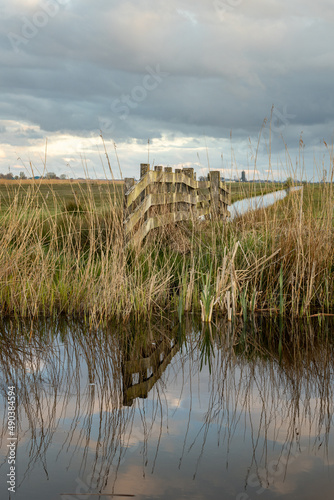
[0,0,333,175]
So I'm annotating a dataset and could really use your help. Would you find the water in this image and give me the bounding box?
[230,187,302,219]
[0,317,334,499]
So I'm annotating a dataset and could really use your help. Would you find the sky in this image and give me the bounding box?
[0,0,333,180]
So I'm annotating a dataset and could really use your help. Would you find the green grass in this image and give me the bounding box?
[228,181,284,203]
[0,180,124,215]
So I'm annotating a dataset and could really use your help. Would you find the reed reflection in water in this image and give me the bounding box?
[0,317,334,500]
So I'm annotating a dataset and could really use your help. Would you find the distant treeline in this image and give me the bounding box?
[0,172,124,182]
[0,172,66,180]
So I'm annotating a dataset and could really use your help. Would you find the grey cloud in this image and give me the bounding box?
[0,0,333,177]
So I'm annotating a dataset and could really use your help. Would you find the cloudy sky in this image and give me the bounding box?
[0,0,333,180]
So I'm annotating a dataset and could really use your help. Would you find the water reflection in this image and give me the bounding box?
[0,317,333,499]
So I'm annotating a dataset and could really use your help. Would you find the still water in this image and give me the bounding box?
[230,187,302,219]
[0,317,334,499]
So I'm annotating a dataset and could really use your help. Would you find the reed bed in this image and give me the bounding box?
[0,156,332,326]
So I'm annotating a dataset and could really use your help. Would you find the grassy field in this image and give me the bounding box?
[0,179,124,214]
[0,179,283,212]
[227,181,284,203]
[0,176,332,325]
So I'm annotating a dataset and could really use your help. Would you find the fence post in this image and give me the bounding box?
[209,171,220,218]
[182,168,195,216]
[140,163,150,204]
[124,178,135,192]
[153,166,163,199]
[164,167,172,193]
[182,168,194,177]
[163,167,173,211]
[140,163,150,178]
[175,169,181,195]
[182,168,193,198]
[124,177,135,214]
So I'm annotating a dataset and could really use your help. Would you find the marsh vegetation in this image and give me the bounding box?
[0,172,332,324]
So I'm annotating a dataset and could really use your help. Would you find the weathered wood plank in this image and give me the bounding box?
[131,210,196,245]
[126,171,153,207]
[124,194,153,233]
[126,171,202,208]
[130,206,211,245]
[125,192,201,233]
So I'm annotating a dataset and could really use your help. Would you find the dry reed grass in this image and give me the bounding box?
[0,148,332,326]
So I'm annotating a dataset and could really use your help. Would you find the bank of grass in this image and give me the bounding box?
[228,181,284,203]
[0,174,332,324]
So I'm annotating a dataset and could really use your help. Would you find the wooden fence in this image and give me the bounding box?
[124,164,230,245]
[122,336,179,406]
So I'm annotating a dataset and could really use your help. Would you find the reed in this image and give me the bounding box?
[0,145,332,326]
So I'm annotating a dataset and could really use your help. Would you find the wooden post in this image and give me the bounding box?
[154,166,163,198]
[174,169,181,210]
[123,178,135,244]
[163,167,173,210]
[175,169,181,196]
[182,168,194,214]
[124,177,135,193]
[140,164,150,203]
[183,168,194,197]
[140,163,150,178]
[164,167,172,195]
[209,171,220,218]
[124,177,135,213]
[182,167,194,178]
